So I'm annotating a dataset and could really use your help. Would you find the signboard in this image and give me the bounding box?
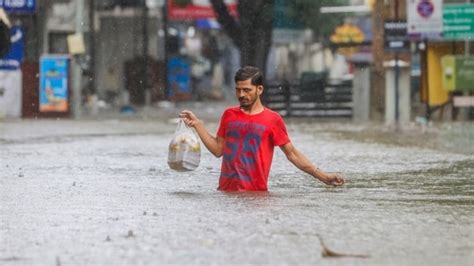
[0,0,36,13]
[384,20,409,51]
[168,0,237,20]
[39,55,70,113]
[407,0,443,38]
[330,23,365,44]
[195,19,220,29]
[167,56,191,99]
[0,26,24,70]
[0,71,22,118]
[441,56,474,92]
[443,4,474,40]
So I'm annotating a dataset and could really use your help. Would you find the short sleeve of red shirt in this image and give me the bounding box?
[272,114,290,146]
[216,110,229,138]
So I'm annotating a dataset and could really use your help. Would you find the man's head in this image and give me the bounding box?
[234,66,264,108]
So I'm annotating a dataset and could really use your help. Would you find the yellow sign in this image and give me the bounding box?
[421,43,461,106]
[330,23,365,44]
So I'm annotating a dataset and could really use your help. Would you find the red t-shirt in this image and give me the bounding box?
[216,106,290,191]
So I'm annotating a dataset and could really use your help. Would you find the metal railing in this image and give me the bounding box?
[263,80,353,118]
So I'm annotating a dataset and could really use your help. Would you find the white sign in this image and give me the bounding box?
[407,0,443,36]
[0,70,22,118]
[67,33,85,55]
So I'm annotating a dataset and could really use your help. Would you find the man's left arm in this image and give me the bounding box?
[279,142,345,186]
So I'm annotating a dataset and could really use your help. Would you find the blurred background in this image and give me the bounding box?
[0,0,472,122]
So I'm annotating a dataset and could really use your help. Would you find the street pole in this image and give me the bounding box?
[72,0,85,118]
[143,1,149,106]
[89,0,96,95]
[162,2,168,98]
[372,0,386,120]
[423,39,430,121]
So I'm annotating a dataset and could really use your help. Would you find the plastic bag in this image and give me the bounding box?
[167,120,201,171]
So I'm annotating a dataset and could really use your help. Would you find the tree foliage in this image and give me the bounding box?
[287,0,348,42]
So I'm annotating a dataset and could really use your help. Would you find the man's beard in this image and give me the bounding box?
[240,90,259,106]
[239,96,256,108]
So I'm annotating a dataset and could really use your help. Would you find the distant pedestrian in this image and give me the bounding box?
[180,66,345,191]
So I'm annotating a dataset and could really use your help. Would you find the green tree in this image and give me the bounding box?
[288,0,348,42]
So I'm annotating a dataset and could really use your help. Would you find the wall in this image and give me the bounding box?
[95,15,161,101]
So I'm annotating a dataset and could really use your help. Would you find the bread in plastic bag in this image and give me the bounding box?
[167,120,201,171]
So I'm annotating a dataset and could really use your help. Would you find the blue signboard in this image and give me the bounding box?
[196,19,220,29]
[39,55,70,113]
[167,56,191,98]
[0,0,36,13]
[0,26,24,70]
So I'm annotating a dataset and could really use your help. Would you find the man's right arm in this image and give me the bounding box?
[179,110,224,158]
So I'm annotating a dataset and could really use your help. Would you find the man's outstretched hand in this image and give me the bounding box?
[325,173,345,186]
[179,110,201,128]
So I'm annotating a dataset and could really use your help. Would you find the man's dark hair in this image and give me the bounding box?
[234,66,263,86]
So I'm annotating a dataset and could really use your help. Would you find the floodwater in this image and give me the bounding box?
[0,119,472,265]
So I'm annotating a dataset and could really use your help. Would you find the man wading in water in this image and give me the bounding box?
[180,66,345,191]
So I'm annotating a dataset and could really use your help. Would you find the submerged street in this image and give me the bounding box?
[1,113,473,265]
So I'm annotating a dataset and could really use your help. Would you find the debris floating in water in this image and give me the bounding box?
[317,235,369,259]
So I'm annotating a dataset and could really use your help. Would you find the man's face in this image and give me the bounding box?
[235,78,263,108]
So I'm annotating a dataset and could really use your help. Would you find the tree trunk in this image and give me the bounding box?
[210,0,274,74]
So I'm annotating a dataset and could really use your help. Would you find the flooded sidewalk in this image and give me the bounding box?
[1,118,473,265]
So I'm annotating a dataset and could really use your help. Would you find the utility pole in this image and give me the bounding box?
[143,1,149,106]
[72,0,85,118]
[89,0,96,96]
[162,2,168,100]
[371,0,387,120]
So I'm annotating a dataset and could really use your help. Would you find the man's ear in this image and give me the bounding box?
[257,85,264,95]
